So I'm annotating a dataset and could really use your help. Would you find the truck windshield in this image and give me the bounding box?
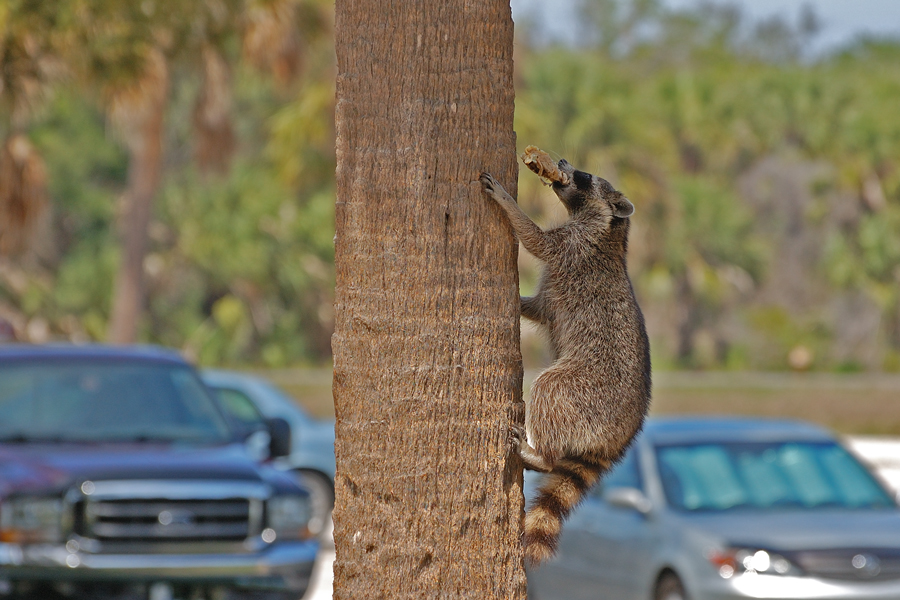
[656,441,896,512]
[0,359,232,443]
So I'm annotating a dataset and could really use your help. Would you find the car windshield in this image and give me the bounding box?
[656,441,895,512]
[0,359,232,443]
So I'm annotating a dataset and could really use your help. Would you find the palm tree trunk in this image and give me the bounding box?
[106,126,163,343]
[332,0,526,598]
[107,50,168,344]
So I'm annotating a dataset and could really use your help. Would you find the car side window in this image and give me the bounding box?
[214,387,266,430]
[593,447,642,497]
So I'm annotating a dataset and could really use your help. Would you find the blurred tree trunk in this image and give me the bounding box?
[107,50,168,344]
[0,2,59,257]
[0,134,48,255]
[331,1,526,598]
[193,45,235,175]
[675,273,699,366]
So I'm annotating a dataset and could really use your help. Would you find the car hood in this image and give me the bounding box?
[0,442,263,496]
[677,509,900,550]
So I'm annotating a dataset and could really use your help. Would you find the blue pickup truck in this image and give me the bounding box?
[0,345,318,600]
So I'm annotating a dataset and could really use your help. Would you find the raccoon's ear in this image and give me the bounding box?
[612,196,634,218]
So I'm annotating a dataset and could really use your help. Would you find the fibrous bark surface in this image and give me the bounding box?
[332,0,525,597]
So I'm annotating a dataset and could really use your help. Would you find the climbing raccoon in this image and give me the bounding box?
[480,158,651,564]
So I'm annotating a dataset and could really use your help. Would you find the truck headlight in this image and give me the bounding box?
[0,497,64,544]
[265,495,312,541]
[708,548,802,578]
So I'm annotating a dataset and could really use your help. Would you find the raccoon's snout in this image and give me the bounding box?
[553,159,575,189]
[557,159,574,174]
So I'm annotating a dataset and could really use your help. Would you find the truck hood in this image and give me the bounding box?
[0,442,263,496]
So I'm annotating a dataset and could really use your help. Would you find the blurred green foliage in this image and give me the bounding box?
[1,0,335,365]
[2,0,900,370]
[515,1,900,371]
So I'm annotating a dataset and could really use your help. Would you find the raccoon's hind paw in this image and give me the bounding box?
[509,425,554,473]
[507,423,527,453]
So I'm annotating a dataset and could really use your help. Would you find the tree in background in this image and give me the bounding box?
[514,0,900,370]
[332,0,526,596]
[60,0,185,343]
[156,0,335,364]
[103,47,170,344]
[3,0,900,371]
[0,0,335,358]
[48,0,327,345]
[0,0,60,256]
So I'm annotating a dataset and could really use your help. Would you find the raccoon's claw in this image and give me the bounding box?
[509,425,554,472]
[480,172,516,206]
[479,172,498,196]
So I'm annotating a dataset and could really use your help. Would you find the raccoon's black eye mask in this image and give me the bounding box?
[572,170,592,191]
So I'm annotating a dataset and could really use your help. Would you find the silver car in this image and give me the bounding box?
[201,370,336,537]
[527,417,900,600]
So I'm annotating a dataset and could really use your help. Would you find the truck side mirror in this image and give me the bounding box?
[266,417,292,458]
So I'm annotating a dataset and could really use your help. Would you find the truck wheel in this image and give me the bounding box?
[655,573,687,600]
[296,470,334,539]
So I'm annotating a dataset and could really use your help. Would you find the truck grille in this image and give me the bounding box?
[85,499,251,541]
[76,480,268,543]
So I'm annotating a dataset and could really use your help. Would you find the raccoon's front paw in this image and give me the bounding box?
[480,172,514,204]
[479,172,500,198]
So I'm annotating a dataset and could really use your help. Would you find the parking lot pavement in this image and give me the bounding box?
[301,437,900,600]
[303,519,334,600]
[303,548,335,600]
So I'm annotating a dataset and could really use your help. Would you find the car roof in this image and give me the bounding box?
[641,416,835,445]
[0,343,189,366]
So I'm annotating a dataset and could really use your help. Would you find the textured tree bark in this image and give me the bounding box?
[332,1,525,598]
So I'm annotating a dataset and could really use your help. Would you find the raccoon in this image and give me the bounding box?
[480,159,651,564]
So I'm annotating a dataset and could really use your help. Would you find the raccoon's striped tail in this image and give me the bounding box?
[523,456,610,565]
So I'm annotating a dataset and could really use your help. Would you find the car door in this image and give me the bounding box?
[537,447,658,600]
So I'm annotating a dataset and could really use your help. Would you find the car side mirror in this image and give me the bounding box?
[266,417,292,458]
[605,486,652,515]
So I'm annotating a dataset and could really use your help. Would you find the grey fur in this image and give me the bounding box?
[480,159,651,472]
